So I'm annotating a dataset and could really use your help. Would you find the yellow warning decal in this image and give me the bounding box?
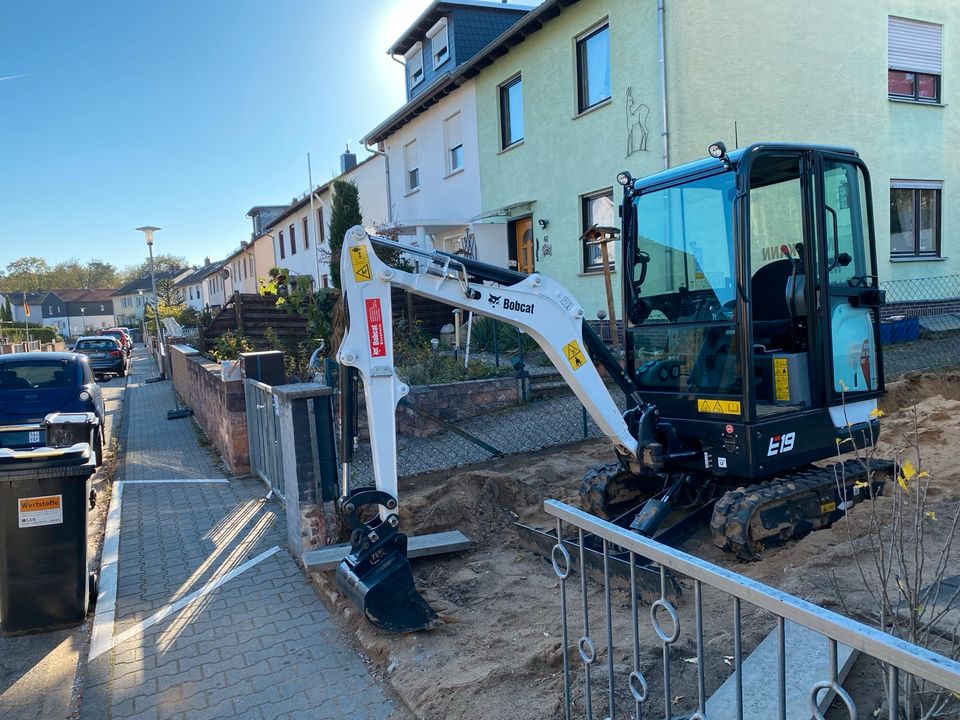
[696,399,741,416]
[820,501,837,514]
[773,357,790,402]
[563,340,587,370]
[348,245,372,282]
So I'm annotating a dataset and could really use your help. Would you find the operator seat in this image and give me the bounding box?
[751,259,795,349]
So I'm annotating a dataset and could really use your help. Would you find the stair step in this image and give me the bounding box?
[705,620,858,720]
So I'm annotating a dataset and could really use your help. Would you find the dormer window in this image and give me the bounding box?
[426,17,449,69]
[406,42,424,86]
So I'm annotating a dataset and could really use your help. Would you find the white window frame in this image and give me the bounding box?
[443,111,464,176]
[426,17,449,69]
[405,42,424,87]
[404,140,420,193]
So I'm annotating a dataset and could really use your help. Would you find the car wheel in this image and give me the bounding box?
[93,425,104,467]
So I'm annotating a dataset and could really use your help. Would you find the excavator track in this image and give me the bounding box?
[711,458,893,559]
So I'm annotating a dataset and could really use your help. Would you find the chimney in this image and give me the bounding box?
[340,142,357,173]
[204,256,211,265]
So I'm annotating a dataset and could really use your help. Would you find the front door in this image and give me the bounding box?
[515,217,534,273]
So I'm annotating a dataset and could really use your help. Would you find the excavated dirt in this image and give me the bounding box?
[311,372,960,720]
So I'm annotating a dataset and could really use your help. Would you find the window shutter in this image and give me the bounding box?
[445,113,463,151]
[889,16,942,74]
[405,141,418,171]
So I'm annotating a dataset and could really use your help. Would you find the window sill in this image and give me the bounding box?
[888,97,946,108]
[889,255,946,262]
[579,268,617,277]
[573,97,612,120]
[498,140,524,155]
[404,187,421,197]
[444,167,464,180]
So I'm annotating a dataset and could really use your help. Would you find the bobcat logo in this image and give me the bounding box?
[487,293,502,308]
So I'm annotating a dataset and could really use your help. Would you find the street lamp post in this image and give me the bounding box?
[80,307,86,335]
[136,225,165,379]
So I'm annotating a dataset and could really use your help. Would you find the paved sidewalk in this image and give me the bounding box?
[82,348,400,719]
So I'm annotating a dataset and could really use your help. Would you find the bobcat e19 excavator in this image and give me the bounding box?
[334,142,887,633]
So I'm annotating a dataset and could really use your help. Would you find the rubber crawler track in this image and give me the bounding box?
[711,458,893,559]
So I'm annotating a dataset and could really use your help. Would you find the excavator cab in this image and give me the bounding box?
[613,143,886,552]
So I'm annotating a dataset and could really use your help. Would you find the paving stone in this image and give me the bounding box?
[82,349,403,719]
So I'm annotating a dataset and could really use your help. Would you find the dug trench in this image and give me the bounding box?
[310,371,960,720]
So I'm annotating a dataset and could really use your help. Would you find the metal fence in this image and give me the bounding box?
[544,500,960,720]
[244,378,285,498]
[881,274,960,377]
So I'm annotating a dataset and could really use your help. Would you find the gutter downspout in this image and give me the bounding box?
[657,0,669,170]
[364,141,393,223]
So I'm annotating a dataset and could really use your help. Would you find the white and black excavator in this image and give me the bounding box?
[334,142,887,633]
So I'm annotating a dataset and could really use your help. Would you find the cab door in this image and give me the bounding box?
[817,154,883,402]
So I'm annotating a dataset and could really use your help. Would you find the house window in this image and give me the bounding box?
[303,217,310,249]
[444,112,464,174]
[499,75,523,149]
[317,208,325,244]
[888,17,942,103]
[426,17,449,69]
[576,23,611,113]
[404,140,420,192]
[321,274,329,288]
[405,42,424,87]
[289,223,297,254]
[100,304,105,312]
[243,257,248,279]
[890,182,941,258]
[582,189,616,272]
[279,230,286,259]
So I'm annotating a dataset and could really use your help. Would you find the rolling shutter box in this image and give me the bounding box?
[889,16,943,74]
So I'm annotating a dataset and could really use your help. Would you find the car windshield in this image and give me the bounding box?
[77,339,118,350]
[0,361,74,389]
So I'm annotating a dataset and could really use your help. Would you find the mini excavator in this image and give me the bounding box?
[334,143,887,632]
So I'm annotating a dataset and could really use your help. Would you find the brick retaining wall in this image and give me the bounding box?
[169,344,250,476]
[396,376,520,438]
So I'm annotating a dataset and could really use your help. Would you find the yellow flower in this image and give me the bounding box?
[869,408,885,418]
[925,510,937,521]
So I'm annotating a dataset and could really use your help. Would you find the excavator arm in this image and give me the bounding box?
[333,225,656,632]
[337,225,642,472]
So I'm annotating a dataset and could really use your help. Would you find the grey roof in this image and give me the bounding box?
[175,264,219,287]
[111,270,184,296]
[387,0,533,56]
[365,0,577,144]
[2,291,46,307]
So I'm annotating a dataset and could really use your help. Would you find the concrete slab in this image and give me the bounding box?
[303,530,472,570]
[705,620,858,720]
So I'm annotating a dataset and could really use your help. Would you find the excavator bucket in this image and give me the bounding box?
[335,490,438,633]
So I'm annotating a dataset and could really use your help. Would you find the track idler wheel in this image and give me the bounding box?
[580,462,648,520]
[335,489,438,633]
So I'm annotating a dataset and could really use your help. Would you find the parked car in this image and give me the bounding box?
[98,327,133,356]
[73,336,128,378]
[0,352,106,464]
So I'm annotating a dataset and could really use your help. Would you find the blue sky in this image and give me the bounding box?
[0,1,431,272]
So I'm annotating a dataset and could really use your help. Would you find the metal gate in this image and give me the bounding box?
[244,378,284,498]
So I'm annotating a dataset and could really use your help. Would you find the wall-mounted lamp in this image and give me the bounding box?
[537,218,549,229]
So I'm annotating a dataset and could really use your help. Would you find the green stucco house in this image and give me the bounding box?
[470,0,957,317]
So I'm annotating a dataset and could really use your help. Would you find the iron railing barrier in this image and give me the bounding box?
[544,500,960,720]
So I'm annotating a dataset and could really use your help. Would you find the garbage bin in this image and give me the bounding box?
[0,444,96,635]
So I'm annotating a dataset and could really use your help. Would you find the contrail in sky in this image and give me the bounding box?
[0,75,26,82]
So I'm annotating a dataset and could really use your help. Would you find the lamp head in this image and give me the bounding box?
[136,226,161,246]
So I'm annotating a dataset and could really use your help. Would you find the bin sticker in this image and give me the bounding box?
[774,357,790,402]
[18,495,63,528]
[365,298,386,357]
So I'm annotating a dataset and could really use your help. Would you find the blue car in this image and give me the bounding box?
[0,352,106,465]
